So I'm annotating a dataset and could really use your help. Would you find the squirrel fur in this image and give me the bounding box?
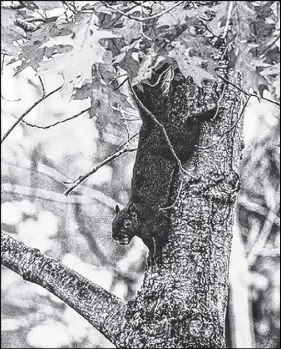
[112,64,217,265]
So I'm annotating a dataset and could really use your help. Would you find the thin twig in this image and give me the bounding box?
[1,94,21,102]
[64,147,137,196]
[247,184,280,267]
[38,75,45,97]
[63,133,139,196]
[114,77,129,91]
[1,85,62,144]
[100,1,184,22]
[128,78,192,177]
[238,196,279,227]
[217,74,280,107]
[22,107,90,129]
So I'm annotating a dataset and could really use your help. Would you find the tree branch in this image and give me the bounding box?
[1,231,128,347]
[22,107,91,129]
[100,1,184,22]
[247,184,280,267]
[63,133,139,196]
[217,74,280,107]
[128,79,192,176]
[1,182,123,208]
[1,85,62,144]
[238,195,280,227]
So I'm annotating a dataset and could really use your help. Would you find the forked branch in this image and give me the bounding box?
[22,107,91,129]
[1,85,62,144]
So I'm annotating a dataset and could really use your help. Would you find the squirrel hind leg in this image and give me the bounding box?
[143,237,157,269]
[145,236,167,272]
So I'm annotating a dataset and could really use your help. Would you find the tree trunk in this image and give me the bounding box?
[114,69,245,348]
[1,69,245,348]
[1,58,246,349]
[1,68,245,348]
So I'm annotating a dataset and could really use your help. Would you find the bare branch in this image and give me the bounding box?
[247,184,280,267]
[63,133,139,196]
[38,75,46,97]
[22,107,91,129]
[1,85,62,144]
[238,195,280,227]
[100,1,184,22]
[2,182,123,208]
[217,74,280,107]
[1,232,127,346]
[129,79,193,177]
[1,94,21,102]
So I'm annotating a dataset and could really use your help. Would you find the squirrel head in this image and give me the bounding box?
[112,203,139,245]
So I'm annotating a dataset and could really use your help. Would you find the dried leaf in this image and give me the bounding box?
[38,12,119,84]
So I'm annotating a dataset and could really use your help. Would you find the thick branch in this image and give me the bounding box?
[1,232,127,347]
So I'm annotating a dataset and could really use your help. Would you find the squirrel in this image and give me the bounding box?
[112,64,218,265]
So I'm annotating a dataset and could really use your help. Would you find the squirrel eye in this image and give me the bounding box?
[123,220,132,228]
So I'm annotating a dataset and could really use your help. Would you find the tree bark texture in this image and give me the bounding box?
[2,66,245,348]
[114,67,245,348]
[1,232,127,345]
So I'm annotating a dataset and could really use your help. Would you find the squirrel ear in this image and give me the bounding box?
[115,205,120,214]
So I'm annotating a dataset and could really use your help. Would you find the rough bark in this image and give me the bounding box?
[109,66,245,348]
[2,66,245,348]
[2,67,245,349]
[1,232,127,347]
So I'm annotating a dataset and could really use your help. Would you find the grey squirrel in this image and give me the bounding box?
[112,64,218,265]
